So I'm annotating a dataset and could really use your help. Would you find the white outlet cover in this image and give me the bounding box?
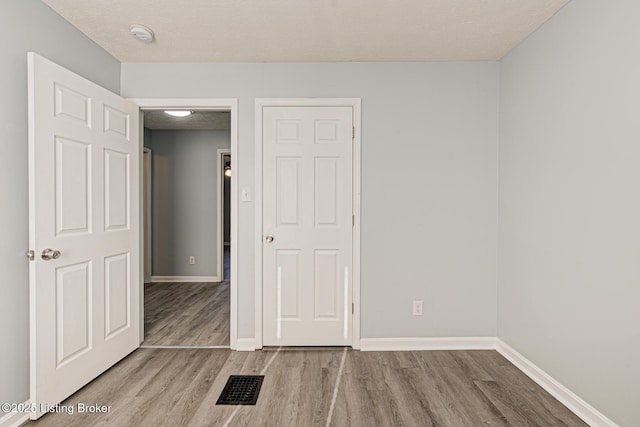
[413,300,423,316]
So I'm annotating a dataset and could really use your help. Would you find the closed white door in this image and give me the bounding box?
[28,53,140,419]
[262,106,353,346]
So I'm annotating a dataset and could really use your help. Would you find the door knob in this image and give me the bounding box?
[41,248,61,260]
[265,235,274,243]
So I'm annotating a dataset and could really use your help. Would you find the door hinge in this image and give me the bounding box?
[352,127,355,140]
[352,303,354,314]
[352,215,355,227]
[26,250,35,261]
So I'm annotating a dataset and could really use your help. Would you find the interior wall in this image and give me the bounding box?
[499,1,640,425]
[5,2,634,423]
[121,62,500,340]
[0,0,121,407]
[149,130,231,278]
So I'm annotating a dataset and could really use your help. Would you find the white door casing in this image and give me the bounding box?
[261,105,354,346]
[28,53,140,418]
[129,97,239,349]
[143,148,152,283]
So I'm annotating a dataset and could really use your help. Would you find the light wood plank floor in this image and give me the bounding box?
[143,280,230,346]
[28,349,586,427]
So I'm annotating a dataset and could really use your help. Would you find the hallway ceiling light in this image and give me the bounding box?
[224,166,231,177]
[164,110,192,117]
[129,24,155,43]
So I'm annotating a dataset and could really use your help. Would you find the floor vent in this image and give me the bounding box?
[216,375,264,405]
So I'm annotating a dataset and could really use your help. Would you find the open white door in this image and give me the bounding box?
[28,53,140,419]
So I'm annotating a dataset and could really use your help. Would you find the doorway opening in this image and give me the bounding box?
[134,99,238,349]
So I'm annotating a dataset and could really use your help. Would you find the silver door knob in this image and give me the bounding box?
[265,235,274,243]
[41,248,61,260]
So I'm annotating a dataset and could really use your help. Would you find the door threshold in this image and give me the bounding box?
[262,346,351,352]
[140,345,230,349]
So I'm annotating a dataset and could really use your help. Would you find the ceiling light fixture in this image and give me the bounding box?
[130,24,155,43]
[164,110,192,118]
[224,166,232,177]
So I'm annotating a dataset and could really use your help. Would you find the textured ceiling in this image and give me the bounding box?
[42,0,570,62]
[144,111,230,130]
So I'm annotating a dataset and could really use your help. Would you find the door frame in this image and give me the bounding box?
[143,147,152,283]
[254,98,362,350]
[128,98,239,349]
[216,149,231,281]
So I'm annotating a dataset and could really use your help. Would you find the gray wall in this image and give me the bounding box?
[499,1,640,425]
[6,2,635,423]
[0,0,121,407]
[149,130,231,277]
[121,62,500,339]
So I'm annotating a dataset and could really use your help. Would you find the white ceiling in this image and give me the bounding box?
[42,0,570,62]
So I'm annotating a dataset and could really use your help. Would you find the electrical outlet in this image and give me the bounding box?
[413,300,423,316]
[189,256,196,265]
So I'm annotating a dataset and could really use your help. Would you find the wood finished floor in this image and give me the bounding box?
[144,245,230,346]
[143,281,230,346]
[28,349,586,427]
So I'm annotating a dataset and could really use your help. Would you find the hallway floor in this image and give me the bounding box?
[143,280,230,346]
[143,248,231,346]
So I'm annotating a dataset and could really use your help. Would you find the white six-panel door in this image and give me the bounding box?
[262,106,353,346]
[28,53,140,419]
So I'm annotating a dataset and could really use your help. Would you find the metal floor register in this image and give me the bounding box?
[216,375,264,405]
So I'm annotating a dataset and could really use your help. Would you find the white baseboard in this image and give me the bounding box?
[359,337,496,351]
[151,276,219,283]
[358,336,617,426]
[0,401,30,427]
[496,340,617,427]
[235,338,256,352]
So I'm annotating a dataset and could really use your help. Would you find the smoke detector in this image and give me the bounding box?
[130,25,155,43]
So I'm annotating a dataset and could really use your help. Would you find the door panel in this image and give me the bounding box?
[28,53,140,419]
[103,105,130,140]
[314,250,339,319]
[54,83,91,126]
[56,262,92,366]
[277,250,301,319]
[104,253,130,338]
[314,157,340,227]
[263,106,353,346]
[55,137,91,235]
[276,157,301,226]
[104,149,130,231]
